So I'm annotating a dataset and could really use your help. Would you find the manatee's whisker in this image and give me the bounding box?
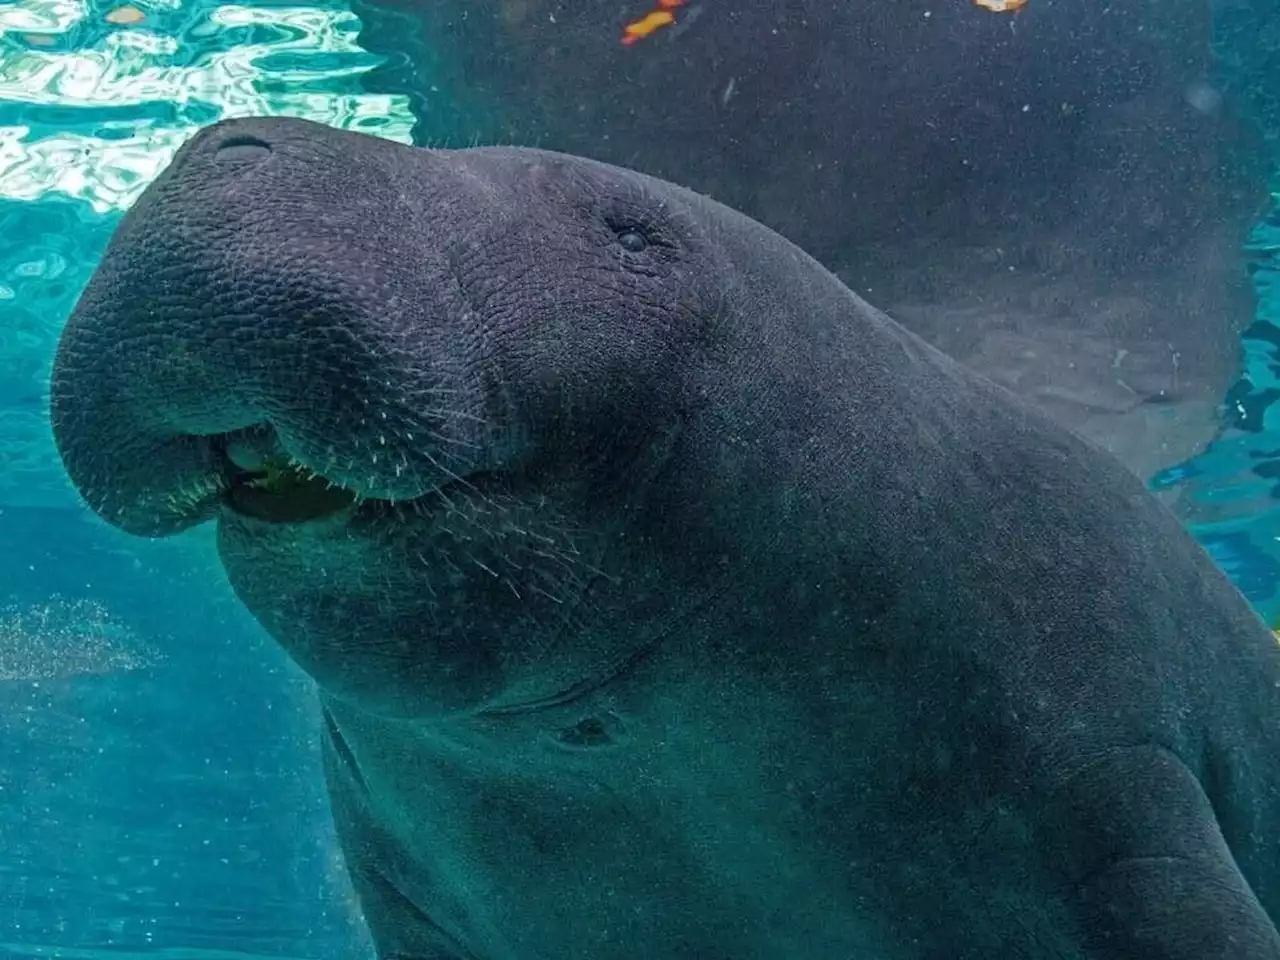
[429,483,460,513]
[399,554,440,601]
[405,388,469,401]
[528,546,592,574]
[530,562,588,594]
[420,449,479,494]
[436,551,464,576]
[421,404,490,424]
[422,430,484,451]
[467,554,499,578]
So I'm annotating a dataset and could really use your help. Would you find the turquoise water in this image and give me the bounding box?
[0,1,397,954]
[4,0,1280,956]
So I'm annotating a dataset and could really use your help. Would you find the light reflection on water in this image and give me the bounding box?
[0,0,413,212]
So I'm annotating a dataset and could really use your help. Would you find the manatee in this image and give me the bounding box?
[51,116,1280,959]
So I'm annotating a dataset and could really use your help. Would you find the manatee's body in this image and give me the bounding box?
[51,117,1280,958]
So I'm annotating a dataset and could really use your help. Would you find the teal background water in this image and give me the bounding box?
[3,0,1280,956]
[0,1,403,954]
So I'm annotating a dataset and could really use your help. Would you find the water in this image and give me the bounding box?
[3,0,1280,956]
[0,1,397,955]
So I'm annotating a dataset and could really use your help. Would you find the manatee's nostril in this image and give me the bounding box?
[215,135,272,163]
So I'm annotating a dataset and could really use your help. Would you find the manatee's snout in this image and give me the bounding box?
[51,117,488,537]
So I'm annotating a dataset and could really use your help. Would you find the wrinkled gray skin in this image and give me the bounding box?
[51,117,1280,959]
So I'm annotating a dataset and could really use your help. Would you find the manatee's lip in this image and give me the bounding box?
[132,428,466,533]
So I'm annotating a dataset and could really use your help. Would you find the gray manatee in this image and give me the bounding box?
[51,116,1280,959]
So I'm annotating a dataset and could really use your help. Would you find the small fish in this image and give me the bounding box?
[622,0,688,46]
[973,0,1027,11]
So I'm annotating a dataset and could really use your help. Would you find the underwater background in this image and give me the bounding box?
[3,0,1280,955]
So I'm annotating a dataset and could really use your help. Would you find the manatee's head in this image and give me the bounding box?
[51,116,748,717]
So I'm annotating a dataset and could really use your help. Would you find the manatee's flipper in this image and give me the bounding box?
[1078,854,1279,958]
[1046,745,1280,959]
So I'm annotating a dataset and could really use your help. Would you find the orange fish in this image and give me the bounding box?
[622,0,688,45]
[974,0,1027,10]
[622,10,675,44]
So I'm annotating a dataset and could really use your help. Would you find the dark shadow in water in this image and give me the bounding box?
[350,0,1269,484]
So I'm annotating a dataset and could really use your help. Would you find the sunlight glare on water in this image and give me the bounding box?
[0,0,414,213]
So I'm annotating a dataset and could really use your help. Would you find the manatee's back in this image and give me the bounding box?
[866,316,1280,955]
[679,178,1280,954]
[879,307,1280,955]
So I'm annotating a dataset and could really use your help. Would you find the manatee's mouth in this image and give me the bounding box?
[213,428,362,525]
[208,424,473,527]
[221,452,359,524]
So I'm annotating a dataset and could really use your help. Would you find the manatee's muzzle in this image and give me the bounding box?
[49,293,452,538]
[49,257,470,538]
[49,117,498,538]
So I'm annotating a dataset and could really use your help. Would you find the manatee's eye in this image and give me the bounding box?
[617,230,649,253]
